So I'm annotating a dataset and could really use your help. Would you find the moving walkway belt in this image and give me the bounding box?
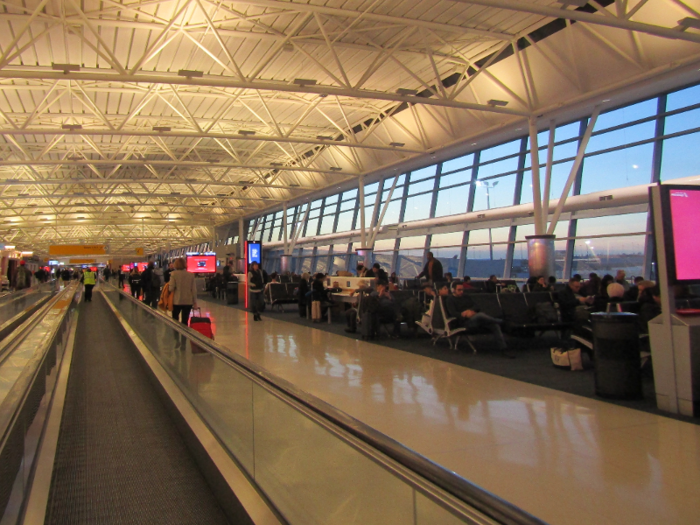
[44,294,230,524]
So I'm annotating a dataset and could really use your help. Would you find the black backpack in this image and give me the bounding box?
[151,272,161,289]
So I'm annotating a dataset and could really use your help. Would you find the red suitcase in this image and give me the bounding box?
[189,308,213,354]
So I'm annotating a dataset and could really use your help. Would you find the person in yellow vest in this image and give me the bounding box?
[81,267,96,302]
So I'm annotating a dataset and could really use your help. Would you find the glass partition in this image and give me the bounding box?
[102,289,520,525]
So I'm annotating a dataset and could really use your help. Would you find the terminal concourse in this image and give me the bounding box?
[1,1,700,524]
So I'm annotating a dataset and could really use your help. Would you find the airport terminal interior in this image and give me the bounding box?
[0,0,700,524]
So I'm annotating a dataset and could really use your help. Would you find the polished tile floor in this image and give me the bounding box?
[197,298,700,525]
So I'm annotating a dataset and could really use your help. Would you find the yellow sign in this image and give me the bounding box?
[49,244,106,256]
[69,258,97,264]
[135,247,144,256]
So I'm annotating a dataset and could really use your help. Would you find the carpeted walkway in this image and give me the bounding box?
[204,294,698,425]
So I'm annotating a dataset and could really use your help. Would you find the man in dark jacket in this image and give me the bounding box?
[417,252,443,283]
[558,278,590,323]
[372,263,388,284]
[446,283,510,356]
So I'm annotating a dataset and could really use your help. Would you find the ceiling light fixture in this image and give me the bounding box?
[557,0,588,7]
[487,99,509,107]
[68,155,82,161]
[330,167,342,171]
[293,78,317,87]
[238,130,256,136]
[389,142,405,147]
[52,63,81,74]
[153,126,171,132]
[317,135,333,140]
[62,124,82,131]
[397,88,418,96]
[282,44,294,52]
[178,69,204,78]
[270,162,283,167]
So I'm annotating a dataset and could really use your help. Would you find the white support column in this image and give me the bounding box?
[542,120,556,228]
[548,106,600,235]
[528,117,544,235]
[282,201,289,252]
[369,179,383,241]
[358,175,367,248]
[289,203,310,253]
[369,173,401,247]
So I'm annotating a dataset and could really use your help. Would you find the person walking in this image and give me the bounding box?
[169,258,198,324]
[247,261,265,321]
[417,252,443,284]
[15,260,32,290]
[118,268,125,289]
[82,267,96,302]
[129,268,142,299]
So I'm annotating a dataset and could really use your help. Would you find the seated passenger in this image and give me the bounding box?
[558,278,591,323]
[446,283,510,356]
[484,274,499,293]
[372,263,389,285]
[605,282,625,311]
[462,275,474,290]
[615,269,630,291]
[371,282,401,337]
[624,276,645,301]
[639,285,661,332]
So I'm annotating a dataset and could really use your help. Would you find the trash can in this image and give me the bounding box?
[226,277,239,305]
[591,313,642,399]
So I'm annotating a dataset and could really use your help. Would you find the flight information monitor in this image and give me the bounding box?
[186,254,216,273]
[247,241,262,265]
[121,264,131,272]
[135,262,148,272]
[660,184,700,284]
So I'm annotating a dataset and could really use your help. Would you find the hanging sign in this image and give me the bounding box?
[49,244,106,256]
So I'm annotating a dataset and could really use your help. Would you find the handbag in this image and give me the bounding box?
[551,347,584,371]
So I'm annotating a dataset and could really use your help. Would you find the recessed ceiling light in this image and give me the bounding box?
[178,69,203,78]
[52,63,80,73]
[293,78,317,87]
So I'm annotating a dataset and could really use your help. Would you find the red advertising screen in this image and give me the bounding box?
[667,187,700,282]
[121,264,131,272]
[187,255,216,273]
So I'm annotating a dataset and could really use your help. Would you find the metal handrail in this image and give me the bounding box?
[0,284,78,519]
[103,283,547,525]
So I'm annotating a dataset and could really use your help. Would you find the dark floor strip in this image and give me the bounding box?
[45,293,230,525]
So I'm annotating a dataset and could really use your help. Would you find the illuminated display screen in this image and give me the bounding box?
[664,186,700,283]
[186,255,216,273]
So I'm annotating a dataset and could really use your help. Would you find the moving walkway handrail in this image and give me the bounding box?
[108,284,547,525]
[0,284,78,519]
[0,281,58,343]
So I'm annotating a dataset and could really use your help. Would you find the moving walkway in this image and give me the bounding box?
[0,283,548,525]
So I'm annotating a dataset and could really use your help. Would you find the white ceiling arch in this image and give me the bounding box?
[0,0,698,256]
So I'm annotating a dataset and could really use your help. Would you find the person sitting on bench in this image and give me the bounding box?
[371,282,402,338]
[446,283,511,356]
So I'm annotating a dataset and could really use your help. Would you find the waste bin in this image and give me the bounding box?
[591,312,642,399]
[226,277,239,305]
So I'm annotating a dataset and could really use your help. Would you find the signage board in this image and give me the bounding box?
[49,245,106,256]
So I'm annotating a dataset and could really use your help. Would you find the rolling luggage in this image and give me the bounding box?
[311,300,322,322]
[189,308,213,354]
[360,311,377,340]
